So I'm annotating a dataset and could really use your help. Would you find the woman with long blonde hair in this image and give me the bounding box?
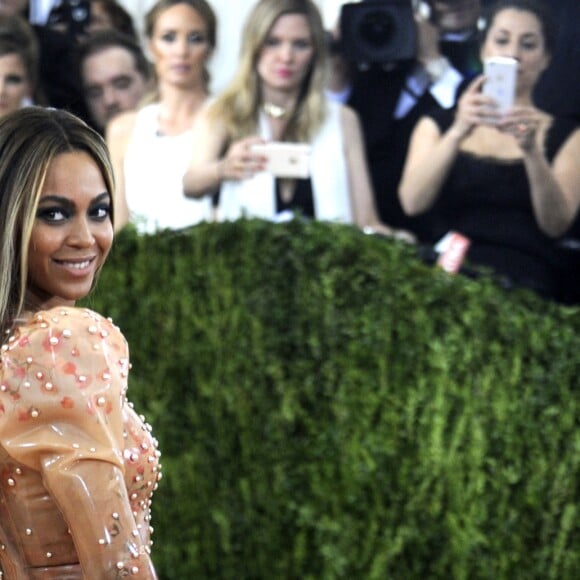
[184,0,393,233]
[107,0,216,233]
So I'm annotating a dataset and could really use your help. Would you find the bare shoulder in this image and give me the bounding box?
[193,104,226,135]
[191,106,230,153]
[105,110,138,143]
[415,115,443,136]
[560,124,580,150]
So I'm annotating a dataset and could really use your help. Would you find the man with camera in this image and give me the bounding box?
[328,0,483,242]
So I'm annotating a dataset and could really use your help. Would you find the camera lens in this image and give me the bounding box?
[357,10,395,48]
[71,6,89,22]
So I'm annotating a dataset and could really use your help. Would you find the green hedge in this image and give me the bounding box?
[83,219,580,579]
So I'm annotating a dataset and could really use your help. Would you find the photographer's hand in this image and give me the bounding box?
[415,8,459,87]
[496,106,542,152]
[415,11,441,67]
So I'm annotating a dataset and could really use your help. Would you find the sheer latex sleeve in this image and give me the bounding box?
[0,307,157,579]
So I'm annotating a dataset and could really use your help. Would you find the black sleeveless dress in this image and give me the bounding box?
[427,109,578,298]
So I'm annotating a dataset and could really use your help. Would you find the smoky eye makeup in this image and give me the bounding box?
[36,196,74,223]
[89,196,112,221]
[36,204,70,224]
[35,192,112,224]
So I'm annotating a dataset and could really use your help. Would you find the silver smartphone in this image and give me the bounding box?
[251,142,311,179]
[483,56,518,114]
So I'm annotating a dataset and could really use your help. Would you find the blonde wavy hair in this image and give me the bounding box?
[208,0,328,144]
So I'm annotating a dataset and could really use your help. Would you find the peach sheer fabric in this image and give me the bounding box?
[0,308,160,579]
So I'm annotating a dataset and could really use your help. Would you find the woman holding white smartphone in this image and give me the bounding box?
[183,0,396,236]
[398,0,580,299]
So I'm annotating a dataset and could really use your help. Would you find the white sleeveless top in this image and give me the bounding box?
[218,100,352,223]
[123,103,212,233]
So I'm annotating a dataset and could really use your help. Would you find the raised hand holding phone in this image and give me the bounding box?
[451,75,498,139]
[251,142,312,179]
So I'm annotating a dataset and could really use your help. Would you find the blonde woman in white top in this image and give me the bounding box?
[183,0,402,237]
[107,0,215,233]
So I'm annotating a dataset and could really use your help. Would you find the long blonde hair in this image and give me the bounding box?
[0,108,115,337]
[209,0,328,144]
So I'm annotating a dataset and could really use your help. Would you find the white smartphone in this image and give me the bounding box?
[483,56,518,114]
[251,142,311,179]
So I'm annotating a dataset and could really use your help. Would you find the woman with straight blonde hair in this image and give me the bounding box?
[183,0,396,234]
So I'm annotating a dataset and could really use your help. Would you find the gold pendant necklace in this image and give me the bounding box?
[262,102,288,119]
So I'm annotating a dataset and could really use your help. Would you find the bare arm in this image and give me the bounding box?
[105,113,136,232]
[399,76,493,215]
[183,111,229,197]
[341,105,391,233]
[183,111,266,198]
[499,111,580,237]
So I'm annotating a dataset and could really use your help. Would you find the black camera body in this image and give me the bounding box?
[339,0,417,65]
[47,0,91,38]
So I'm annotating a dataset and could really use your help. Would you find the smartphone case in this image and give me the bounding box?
[483,56,518,113]
[252,143,311,179]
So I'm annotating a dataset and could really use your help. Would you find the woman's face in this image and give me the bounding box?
[0,53,31,118]
[26,151,113,311]
[481,8,549,96]
[257,13,315,97]
[149,3,212,88]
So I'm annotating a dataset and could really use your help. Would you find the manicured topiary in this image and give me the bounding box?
[84,219,580,579]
